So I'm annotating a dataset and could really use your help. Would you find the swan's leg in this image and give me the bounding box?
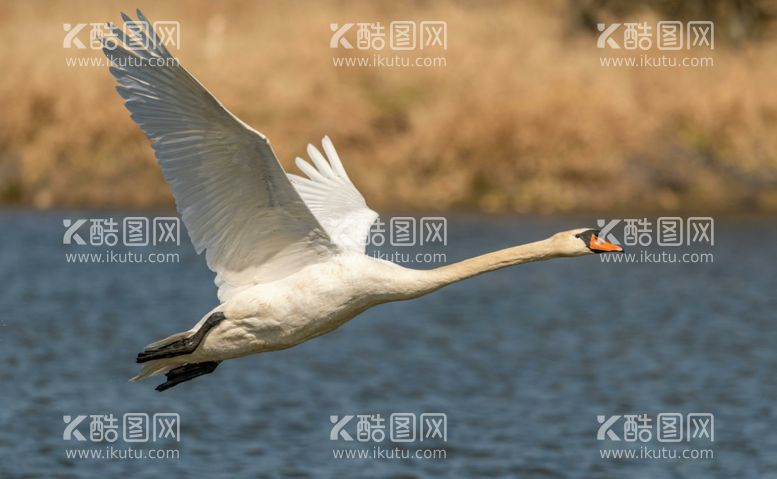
[137,312,226,363]
[155,361,221,392]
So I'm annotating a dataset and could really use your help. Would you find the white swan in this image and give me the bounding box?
[103,11,623,391]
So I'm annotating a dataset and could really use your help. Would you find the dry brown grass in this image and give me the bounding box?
[1,0,776,213]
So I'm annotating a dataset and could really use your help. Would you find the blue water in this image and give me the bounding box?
[1,211,775,478]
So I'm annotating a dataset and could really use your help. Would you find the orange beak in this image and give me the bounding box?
[589,234,623,253]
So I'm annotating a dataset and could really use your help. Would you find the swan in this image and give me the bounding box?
[102,11,623,391]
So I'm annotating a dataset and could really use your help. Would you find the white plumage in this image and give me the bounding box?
[103,11,622,391]
[288,137,379,254]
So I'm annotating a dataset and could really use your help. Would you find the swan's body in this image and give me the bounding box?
[143,235,592,370]
[103,12,622,391]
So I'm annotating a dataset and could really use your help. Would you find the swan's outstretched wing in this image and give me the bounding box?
[288,137,378,253]
[102,11,337,301]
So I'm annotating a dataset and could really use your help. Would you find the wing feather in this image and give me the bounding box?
[288,137,378,253]
[103,10,337,301]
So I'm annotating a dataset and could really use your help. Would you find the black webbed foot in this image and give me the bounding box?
[155,361,221,391]
[137,312,226,363]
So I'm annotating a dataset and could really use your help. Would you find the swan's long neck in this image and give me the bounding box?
[387,237,565,299]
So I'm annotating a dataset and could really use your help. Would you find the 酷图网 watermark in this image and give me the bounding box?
[62,216,182,264]
[63,18,180,68]
[366,216,448,264]
[596,217,714,264]
[598,21,714,68]
[597,412,713,460]
[63,412,180,460]
[330,412,447,460]
[331,21,447,68]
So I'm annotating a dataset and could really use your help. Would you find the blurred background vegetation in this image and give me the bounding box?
[1,0,776,214]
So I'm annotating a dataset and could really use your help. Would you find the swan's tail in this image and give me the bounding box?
[130,330,194,381]
[130,359,180,382]
[130,313,226,389]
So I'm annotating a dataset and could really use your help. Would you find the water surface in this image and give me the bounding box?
[1,212,775,478]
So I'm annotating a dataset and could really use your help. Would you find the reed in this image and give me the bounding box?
[1,0,776,213]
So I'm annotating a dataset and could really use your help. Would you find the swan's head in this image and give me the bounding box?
[550,228,624,256]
